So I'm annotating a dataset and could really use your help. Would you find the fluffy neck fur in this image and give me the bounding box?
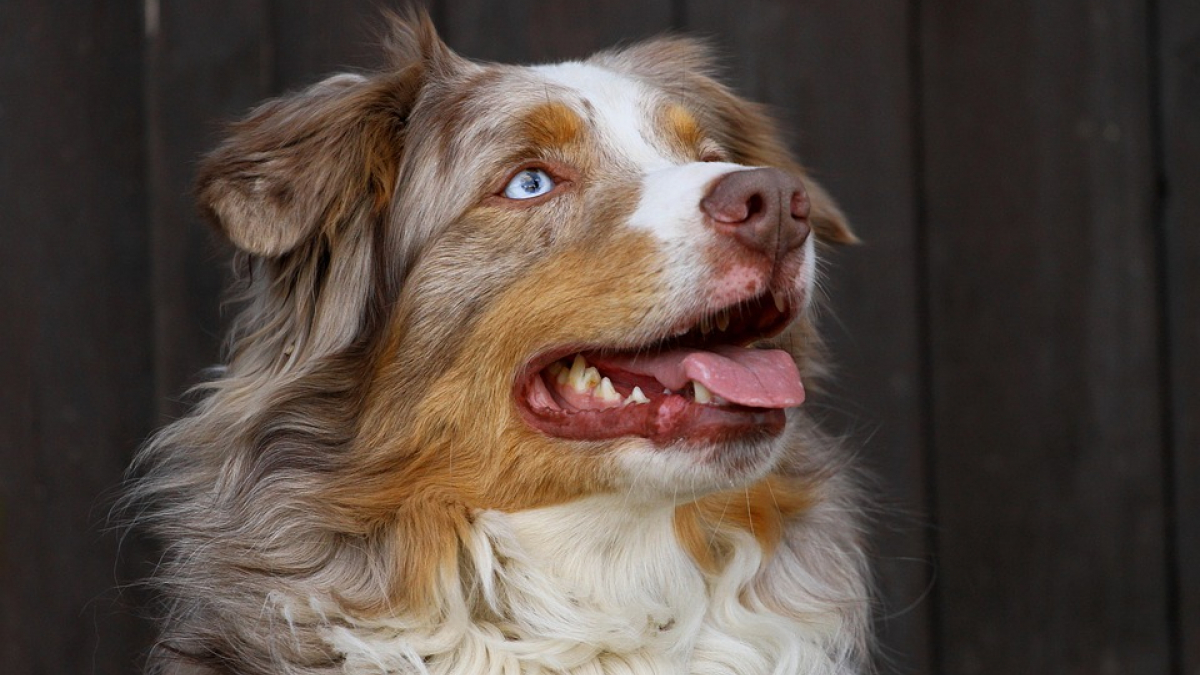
[310,487,868,675]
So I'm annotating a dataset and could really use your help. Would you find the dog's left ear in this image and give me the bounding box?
[196,70,419,258]
[195,11,468,370]
[597,38,858,246]
[197,10,463,258]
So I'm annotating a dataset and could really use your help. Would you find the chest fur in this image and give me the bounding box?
[328,495,859,675]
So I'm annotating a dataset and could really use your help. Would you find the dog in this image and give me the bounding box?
[127,12,870,675]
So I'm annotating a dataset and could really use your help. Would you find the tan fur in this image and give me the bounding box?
[659,103,707,159]
[675,476,817,573]
[521,101,586,149]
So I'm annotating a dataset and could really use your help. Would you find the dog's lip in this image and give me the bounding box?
[515,388,787,446]
[512,290,798,445]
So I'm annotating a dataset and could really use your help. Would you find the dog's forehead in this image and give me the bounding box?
[523,61,673,171]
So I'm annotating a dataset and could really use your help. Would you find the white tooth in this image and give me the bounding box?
[568,355,590,392]
[693,381,713,404]
[773,291,787,313]
[580,366,602,392]
[624,386,650,405]
[700,316,712,334]
[548,361,569,385]
[595,377,621,403]
[716,310,730,332]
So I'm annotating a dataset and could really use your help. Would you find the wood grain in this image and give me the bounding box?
[921,1,1169,672]
[0,1,154,671]
[443,0,673,63]
[146,1,270,420]
[1159,0,1200,671]
[270,0,416,92]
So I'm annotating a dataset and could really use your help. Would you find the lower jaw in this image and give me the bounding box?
[518,393,787,446]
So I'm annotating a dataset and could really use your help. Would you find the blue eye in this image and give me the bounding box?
[503,168,556,200]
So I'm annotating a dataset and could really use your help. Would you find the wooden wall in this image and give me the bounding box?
[0,1,1194,673]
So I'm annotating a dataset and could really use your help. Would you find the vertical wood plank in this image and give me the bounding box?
[146,1,271,420]
[0,2,154,672]
[270,0,416,93]
[921,1,1169,673]
[443,1,673,63]
[683,3,930,673]
[1159,0,1200,671]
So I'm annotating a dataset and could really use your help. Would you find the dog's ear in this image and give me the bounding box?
[197,10,464,258]
[597,38,858,246]
[196,71,416,257]
[198,12,469,373]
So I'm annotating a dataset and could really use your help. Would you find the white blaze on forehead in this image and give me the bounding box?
[531,62,672,172]
[531,62,757,245]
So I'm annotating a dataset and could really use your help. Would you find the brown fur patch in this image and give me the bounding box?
[323,203,663,611]
[658,103,705,158]
[674,475,816,573]
[340,228,662,507]
[521,101,585,149]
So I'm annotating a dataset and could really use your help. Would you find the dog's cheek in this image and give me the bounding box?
[418,230,667,508]
[348,226,668,515]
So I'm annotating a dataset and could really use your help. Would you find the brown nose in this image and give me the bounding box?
[700,168,811,259]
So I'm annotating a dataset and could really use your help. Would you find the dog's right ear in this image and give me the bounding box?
[197,10,463,258]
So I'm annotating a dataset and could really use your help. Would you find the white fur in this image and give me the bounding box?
[629,161,749,241]
[322,493,863,675]
[533,62,672,173]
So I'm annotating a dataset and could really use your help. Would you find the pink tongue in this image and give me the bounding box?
[601,346,805,408]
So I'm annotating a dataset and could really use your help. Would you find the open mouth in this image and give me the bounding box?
[516,290,803,444]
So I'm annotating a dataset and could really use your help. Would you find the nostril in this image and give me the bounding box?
[745,193,765,221]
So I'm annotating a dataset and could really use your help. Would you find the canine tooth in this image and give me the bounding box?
[773,291,787,313]
[624,386,650,405]
[693,381,713,404]
[568,355,589,391]
[716,310,730,332]
[700,316,712,334]
[595,377,621,403]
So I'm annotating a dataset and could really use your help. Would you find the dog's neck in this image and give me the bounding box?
[328,492,862,675]
[491,495,711,664]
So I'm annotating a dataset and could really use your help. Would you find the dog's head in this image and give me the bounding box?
[189,13,854,617]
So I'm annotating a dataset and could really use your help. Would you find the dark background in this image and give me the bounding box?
[1,1,1196,674]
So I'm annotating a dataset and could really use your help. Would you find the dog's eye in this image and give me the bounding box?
[503,168,556,200]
